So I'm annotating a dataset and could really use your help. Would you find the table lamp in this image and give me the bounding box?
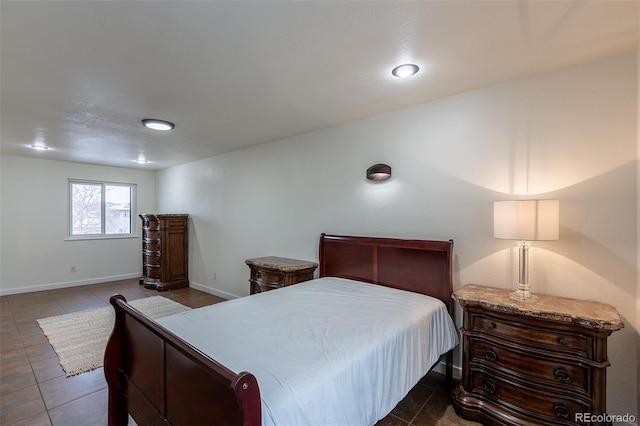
[494,200,559,300]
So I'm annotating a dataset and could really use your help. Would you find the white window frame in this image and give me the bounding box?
[67,179,137,240]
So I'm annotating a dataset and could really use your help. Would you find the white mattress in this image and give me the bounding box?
[157,277,459,426]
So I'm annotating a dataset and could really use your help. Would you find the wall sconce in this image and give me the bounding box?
[366,164,392,181]
[494,199,559,301]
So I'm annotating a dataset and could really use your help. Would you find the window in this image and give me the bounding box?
[68,180,136,238]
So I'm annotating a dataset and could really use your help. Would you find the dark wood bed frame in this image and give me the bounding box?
[104,234,454,426]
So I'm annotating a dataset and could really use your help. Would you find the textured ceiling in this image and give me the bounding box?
[1,1,638,170]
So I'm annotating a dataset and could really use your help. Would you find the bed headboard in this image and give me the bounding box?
[319,234,454,308]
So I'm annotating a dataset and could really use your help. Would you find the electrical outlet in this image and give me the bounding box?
[70,266,76,273]
[213,272,217,280]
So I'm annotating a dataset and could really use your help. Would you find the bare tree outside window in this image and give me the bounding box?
[71,183,102,234]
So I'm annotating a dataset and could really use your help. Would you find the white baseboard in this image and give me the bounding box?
[1,277,241,299]
[189,281,239,300]
[0,273,141,296]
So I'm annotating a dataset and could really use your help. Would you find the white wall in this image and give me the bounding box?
[636,44,640,422]
[157,53,638,420]
[0,155,156,294]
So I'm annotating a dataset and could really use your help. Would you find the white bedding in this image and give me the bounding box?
[157,277,459,426]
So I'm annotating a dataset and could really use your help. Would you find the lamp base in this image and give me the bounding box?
[510,288,538,301]
[510,241,537,301]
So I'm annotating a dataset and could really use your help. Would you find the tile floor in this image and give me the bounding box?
[0,278,476,426]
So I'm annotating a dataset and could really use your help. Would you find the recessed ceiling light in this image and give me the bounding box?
[141,118,175,131]
[134,159,150,164]
[30,144,49,150]
[391,64,419,78]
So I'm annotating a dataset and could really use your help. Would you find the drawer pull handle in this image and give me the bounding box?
[485,349,497,362]
[486,322,496,330]
[554,402,569,419]
[557,337,569,346]
[553,367,570,383]
[484,380,496,395]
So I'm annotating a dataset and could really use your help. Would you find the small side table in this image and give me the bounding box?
[452,284,623,426]
[245,256,318,295]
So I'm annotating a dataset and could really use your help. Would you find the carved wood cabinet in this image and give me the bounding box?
[245,256,317,295]
[139,214,189,291]
[453,285,623,426]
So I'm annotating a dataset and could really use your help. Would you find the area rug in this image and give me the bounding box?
[37,296,191,377]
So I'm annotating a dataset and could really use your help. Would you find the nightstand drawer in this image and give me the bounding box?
[470,339,589,394]
[251,282,279,293]
[253,270,284,286]
[472,313,591,358]
[470,371,591,425]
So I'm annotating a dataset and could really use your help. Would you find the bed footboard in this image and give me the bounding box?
[104,294,261,426]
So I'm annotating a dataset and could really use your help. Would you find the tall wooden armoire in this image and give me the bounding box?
[139,214,189,291]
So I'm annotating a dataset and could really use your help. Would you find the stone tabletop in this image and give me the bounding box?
[453,284,624,331]
[245,256,318,272]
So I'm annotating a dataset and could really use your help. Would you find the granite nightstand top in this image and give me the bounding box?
[139,213,189,218]
[453,284,624,331]
[245,256,318,272]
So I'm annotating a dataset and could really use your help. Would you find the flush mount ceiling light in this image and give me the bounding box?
[391,64,419,78]
[141,118,175,131]
[134,159,150,164]
[30,144,49,150]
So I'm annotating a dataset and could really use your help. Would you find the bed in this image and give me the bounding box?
[104,233,458,426]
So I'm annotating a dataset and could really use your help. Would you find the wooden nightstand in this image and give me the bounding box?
[245,256,318,295]
[452,285,623,426]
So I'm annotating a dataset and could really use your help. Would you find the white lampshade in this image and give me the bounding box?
[494,200,559,241]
